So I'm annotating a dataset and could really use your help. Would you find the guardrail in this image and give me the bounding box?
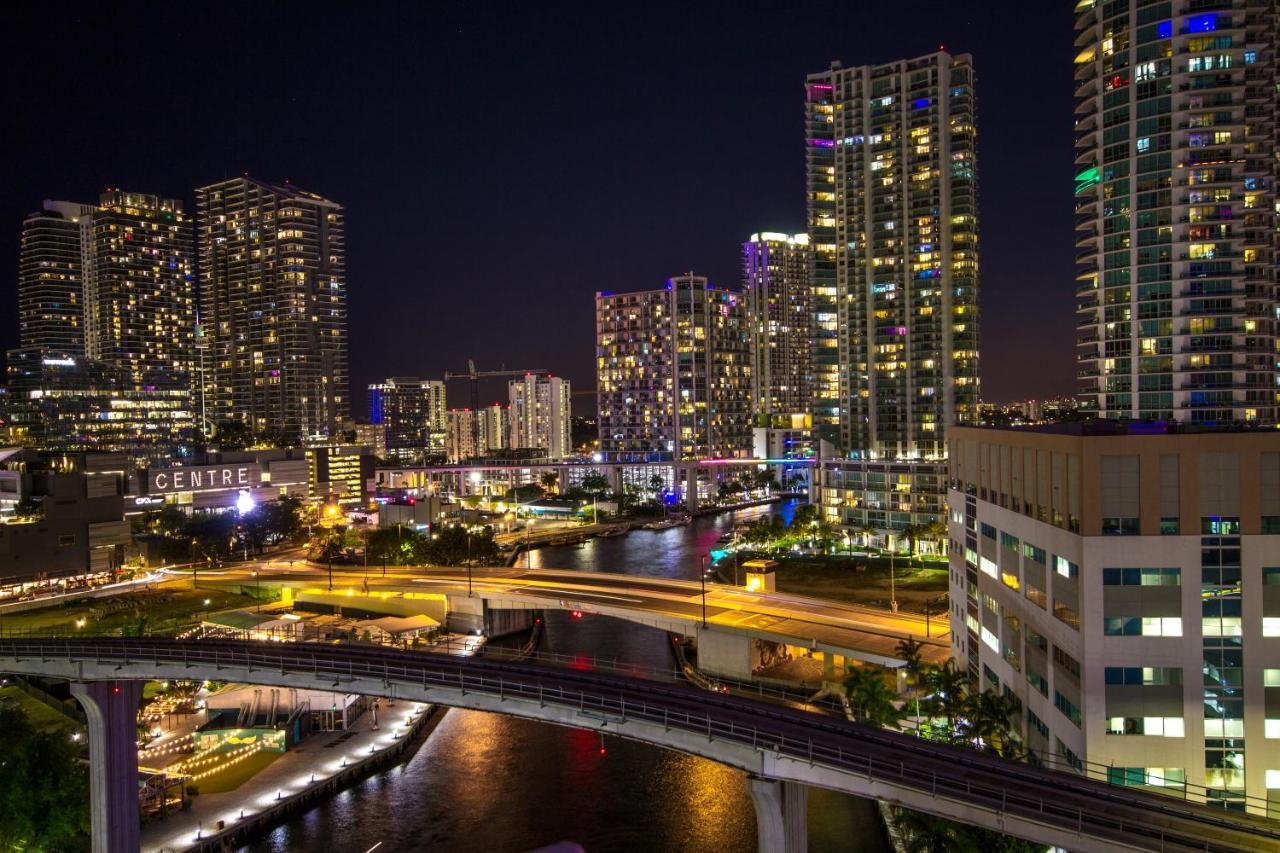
[0,626,1276,828]
[0,637,1275,852]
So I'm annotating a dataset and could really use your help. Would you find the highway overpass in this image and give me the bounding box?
[204,563,949,677]
[2,637,1275,853]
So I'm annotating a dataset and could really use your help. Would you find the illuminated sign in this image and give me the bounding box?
[148,464,262,494]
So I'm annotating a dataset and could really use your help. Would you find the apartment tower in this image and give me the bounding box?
[742,232,814,423]
[1073,1,1277,423]
[509,374,572,459]
[17,200,95,356]
[805,51,980,458]
[80,191,195,387]
[596,274,752,461]
[196,177,349,439]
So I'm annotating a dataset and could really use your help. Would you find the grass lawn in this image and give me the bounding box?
[192,750,282,794]
[0,686,82,735]
[0,583,260,635]
[764,559,949,611]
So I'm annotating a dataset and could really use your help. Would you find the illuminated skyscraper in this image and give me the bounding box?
[1073,1,1277,424]
[596,275,752,460]
[368,377,447,462]
[17,200,95,356]
[806,51,980,458]
[509,374,572,459]
[196,177,348,439]
[742,232,813,423]
[80,191,195,386]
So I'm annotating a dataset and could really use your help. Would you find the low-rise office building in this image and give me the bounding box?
[947,422,1280,812]
[817,455,947,535]
[0,448,130,580]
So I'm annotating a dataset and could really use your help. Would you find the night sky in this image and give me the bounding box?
[3,1,1074,417]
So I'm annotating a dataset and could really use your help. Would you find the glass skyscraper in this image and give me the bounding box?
[1073,0,1277,424]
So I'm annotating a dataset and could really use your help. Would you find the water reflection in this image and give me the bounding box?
[242,500,885,852]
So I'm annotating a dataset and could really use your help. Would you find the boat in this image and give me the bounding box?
[596,525,629,538]
[644,516,689,531]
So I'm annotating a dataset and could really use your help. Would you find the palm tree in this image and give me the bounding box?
[919,660,970,743]
[895,637,929,728]
[539,471,559,494]
[842,667,904,729]
[961,689,1022,757]
[891,808,978,853]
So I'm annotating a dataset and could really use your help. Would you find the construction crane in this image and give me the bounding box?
[443,360,550,412]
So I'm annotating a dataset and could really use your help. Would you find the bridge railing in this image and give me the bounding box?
[1,627,1276,823]
[1,637,1275,852]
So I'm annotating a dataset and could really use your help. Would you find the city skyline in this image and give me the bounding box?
[2,2,1075,413]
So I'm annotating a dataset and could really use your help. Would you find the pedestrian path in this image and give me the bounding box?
[140,700,430,853]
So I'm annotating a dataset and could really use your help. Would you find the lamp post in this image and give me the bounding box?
[889,549,898,614]
[699,554,708,628]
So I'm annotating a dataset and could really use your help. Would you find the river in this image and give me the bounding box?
[241,500,888,852]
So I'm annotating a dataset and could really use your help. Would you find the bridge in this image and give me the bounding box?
[2,637,1275,853]
[205,563,950,675]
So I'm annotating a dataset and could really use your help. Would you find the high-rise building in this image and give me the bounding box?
[80,191,195,387]
[742,232,814,423]
[947,421,1280,812]
[3,347,193,461]
[368,377,447,462]
[446,404,509,463]
[806,51,980,458]
[17,200,95,356]
[509,374,572,459]
[196,176,349,440]
[596,274,752,461]
[1073,2,1277,425]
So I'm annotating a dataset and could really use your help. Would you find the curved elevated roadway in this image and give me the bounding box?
[2,637,1275,853]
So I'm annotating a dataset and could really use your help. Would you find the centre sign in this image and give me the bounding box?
[147,464,262,494]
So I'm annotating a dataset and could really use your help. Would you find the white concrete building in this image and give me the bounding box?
[508,374,571,460]
[948,422,1280,814]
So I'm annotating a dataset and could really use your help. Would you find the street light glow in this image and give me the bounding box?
[235,490,256,515]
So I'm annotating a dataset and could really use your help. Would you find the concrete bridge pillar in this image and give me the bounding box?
[684,464,699,513]
[747,776,808,853]
[71,680,143,853]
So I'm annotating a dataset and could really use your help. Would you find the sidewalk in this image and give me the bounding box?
[140,700,430,853]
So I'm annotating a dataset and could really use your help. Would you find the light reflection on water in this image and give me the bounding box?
[242,500,886,852]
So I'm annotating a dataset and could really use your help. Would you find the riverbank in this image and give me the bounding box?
[141,702,436,853]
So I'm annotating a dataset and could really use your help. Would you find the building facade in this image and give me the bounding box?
[1074,1,1278,424]
[742,232,814,423]
[80,191,195,388]
[3,347,194,462]
[18,200,95,357]
[947,422,1280,812]
[806,51,980,457]
[596,275,752,461]
[818,455,946,534]
[196,177,349,440]
[368,377,447,462]
[509,374,572,459]
[446,405,509,464]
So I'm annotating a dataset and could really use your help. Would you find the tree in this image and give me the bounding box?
[891,808,977,853]
[895,637,929,725]
[540,471,559,494]
[648,474,665,500]
[753,469,778,493]
[790,502,818,529]
[580,470,610,496]
[0,703,90,851]
[842,666,904,728]
[961,689,1022,758]
[892,808,1045,853]
[212,419,253,450]
[919,660,971,743]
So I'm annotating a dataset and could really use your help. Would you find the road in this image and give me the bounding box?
[193,561,950,666]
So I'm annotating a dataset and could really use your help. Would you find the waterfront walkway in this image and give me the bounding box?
[140,700,431,853]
